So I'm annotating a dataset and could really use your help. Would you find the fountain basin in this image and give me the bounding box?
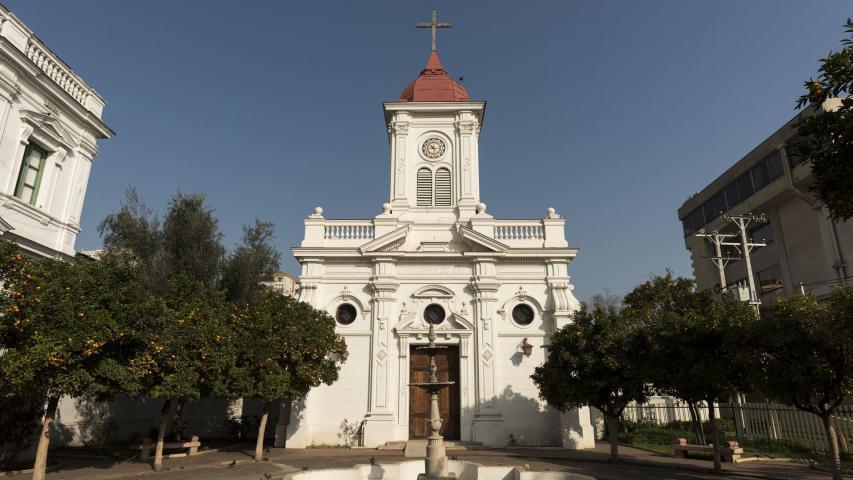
[286,459,595,480]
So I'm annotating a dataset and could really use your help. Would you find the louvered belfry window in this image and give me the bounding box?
[434,168,451,206]
[417,168,432,206]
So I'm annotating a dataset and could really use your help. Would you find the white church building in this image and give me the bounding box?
[285,35,594,449]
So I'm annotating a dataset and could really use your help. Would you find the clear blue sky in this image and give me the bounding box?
[5,1,850,301]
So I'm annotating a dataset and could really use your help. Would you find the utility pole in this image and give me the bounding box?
[723,213,768,313]
[694,231,739,295]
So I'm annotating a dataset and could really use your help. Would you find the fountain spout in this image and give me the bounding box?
[410,322,456,479]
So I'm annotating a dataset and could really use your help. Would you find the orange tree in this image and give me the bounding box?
[218,292,347,460]
[623,274,757,474]
[100,189,229,471]
[532,298,650,463]
[747,288,853,480]
[0,242,159,480]
[791,19,853,221]
[135,275,231,471]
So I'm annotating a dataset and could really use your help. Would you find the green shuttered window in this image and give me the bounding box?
[14,143,48,206]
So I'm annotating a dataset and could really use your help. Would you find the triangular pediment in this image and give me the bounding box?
[359,225,409,253]
[20,110,74,147]
[458,225,509,252]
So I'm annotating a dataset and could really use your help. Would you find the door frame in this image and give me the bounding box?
[408,343,461,440]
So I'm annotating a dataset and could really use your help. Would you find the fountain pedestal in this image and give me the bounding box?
[410,323,456,480]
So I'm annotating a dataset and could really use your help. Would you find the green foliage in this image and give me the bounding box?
[161,193,224,286]
[748,287,853,416]
[623,273,757,404]
[136,275,231,401]
[0,388,45,469]
[219,291,347,402]
[0,241,156,400]
[619,418,736,453]
[791,19,853,221]
[99,189,232,402]
[220,219,281,302]
[100,189,225,289]
[98,188,166,290]
[531,298,649,417]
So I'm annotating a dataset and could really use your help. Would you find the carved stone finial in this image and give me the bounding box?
[476,202,487,214]
[382,203,392,214]
[546,207,559,219]
[310,206,324,218]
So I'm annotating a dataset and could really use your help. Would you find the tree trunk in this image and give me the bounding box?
[606,414,619,463]
[688,401,706,445]
[153,398,173,472]
[31,396,59,480]
[708,401,721,474]
[171,399,185,441]
[255,401,272,461]
[821,414,843,480]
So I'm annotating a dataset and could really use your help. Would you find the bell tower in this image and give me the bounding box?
[383,13,485,220]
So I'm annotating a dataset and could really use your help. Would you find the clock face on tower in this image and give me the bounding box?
[421,137,446,159]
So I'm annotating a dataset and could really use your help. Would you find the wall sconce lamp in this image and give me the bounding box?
[521,338,533,357]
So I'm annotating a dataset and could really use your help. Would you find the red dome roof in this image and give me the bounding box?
[399,51,470,102]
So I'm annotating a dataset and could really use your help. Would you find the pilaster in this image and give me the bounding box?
[296,259,324,308]
[469,257,504,446]
[388,112,411,210]
[560,407,596,449]
[363,257,400,445]
[545,260,578,331]
[455,111,480,217]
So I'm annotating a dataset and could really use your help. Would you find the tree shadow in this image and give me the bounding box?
[458,385,562,447]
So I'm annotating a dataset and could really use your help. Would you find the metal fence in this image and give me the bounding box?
[734,401,853,452]
[622,399,853,453]
[623,399,718,425]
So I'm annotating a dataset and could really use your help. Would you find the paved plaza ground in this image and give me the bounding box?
[22,442,838,480]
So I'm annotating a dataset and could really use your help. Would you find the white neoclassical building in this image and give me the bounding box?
[0,5,113,259]
[286,46,594,449]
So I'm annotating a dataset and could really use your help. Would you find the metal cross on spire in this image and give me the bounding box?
[416,9,452,52]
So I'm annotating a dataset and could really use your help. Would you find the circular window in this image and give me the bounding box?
[423,304,446,325]
[336,303,357,325]
[512,304,535,326]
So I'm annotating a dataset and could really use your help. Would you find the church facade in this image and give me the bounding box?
[286,46,594,449]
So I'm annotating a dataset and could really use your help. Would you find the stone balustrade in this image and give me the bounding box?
[301,210,568,249]
[493,221,544,241]
[25,40,94,110]
[323,221,375,240]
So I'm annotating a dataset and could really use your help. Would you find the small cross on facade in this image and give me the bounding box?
[416,9,452,52]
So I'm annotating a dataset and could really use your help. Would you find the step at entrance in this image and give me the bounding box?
[377,441,407,451]
[401,440,483,456]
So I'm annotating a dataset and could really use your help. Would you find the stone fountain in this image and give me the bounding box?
[408,322,455,479]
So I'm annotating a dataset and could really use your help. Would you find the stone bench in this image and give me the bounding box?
[136,436,200,458]
[671,438,743,463]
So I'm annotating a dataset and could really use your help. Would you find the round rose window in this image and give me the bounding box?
[336,303,357,325]
[423,304,446,325]
[512,304,535,325]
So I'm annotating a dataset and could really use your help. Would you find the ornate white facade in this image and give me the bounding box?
[0,6,113,259]
[286,51,593,449]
